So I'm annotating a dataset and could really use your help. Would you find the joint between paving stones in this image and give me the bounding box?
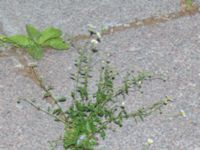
[0,3,199,94]
[72,4,199,41]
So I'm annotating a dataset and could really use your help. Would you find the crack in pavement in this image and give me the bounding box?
[72,4,199,41]
[0,4,199,97]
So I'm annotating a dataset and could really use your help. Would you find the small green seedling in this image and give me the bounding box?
[185,0,193,9]
[0,25,69,59]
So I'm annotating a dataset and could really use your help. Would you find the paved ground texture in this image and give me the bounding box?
[1,0,200,150]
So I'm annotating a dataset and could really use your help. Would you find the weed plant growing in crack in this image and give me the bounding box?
[21,28,172,150]
[0,25,70,59]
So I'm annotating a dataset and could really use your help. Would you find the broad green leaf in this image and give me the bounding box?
[27,44,44,60]
[6,35,30,47]
[43,38,69,50]
[26,24,41,41]
[38,27,62,44]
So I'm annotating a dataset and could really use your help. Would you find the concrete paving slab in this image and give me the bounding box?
[95,13,200,150]
[0,0,180,35]
[0,57,63,150]
[194,0,200,5]
[1,1,200,150]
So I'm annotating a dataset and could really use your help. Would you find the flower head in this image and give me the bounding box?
[147,138,154,145]
[91,39,98,46]
[77,134,86,145]
[180,109,186,117]
[96,32,101,39]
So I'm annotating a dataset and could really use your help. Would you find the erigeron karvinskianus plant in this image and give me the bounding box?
[0,25,69,59]
[22,29,171,150]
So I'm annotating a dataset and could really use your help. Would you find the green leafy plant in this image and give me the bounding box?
[0,25,69,59]
[185,0,193,9]
[22,30,171,150]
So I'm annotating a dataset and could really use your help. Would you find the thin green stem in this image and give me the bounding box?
[22,99,66,124]
[31,66,69,122]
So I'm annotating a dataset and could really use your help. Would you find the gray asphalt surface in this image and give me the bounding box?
[0,0,180,35]
[1,1,200,150]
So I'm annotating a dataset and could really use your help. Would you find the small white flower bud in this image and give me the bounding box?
[91,39,98,46]
[96,32,101,39]
[180,110,186,117]
[147,138,154,145]
[14,63,24,69]
[101,60,106,64]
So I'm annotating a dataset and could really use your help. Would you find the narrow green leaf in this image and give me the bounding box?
[43,38,69,50]
[43,92,51,98]
[47,107,51,112]
[6,35,30,47]
[100,130,106,139]
[54,118,60,122]
[86,121,92,133]
[27,44,44,60]
[52,108,62,115]
[58,97,67,102]
[38,27,62,44]
[26,24,41,41]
